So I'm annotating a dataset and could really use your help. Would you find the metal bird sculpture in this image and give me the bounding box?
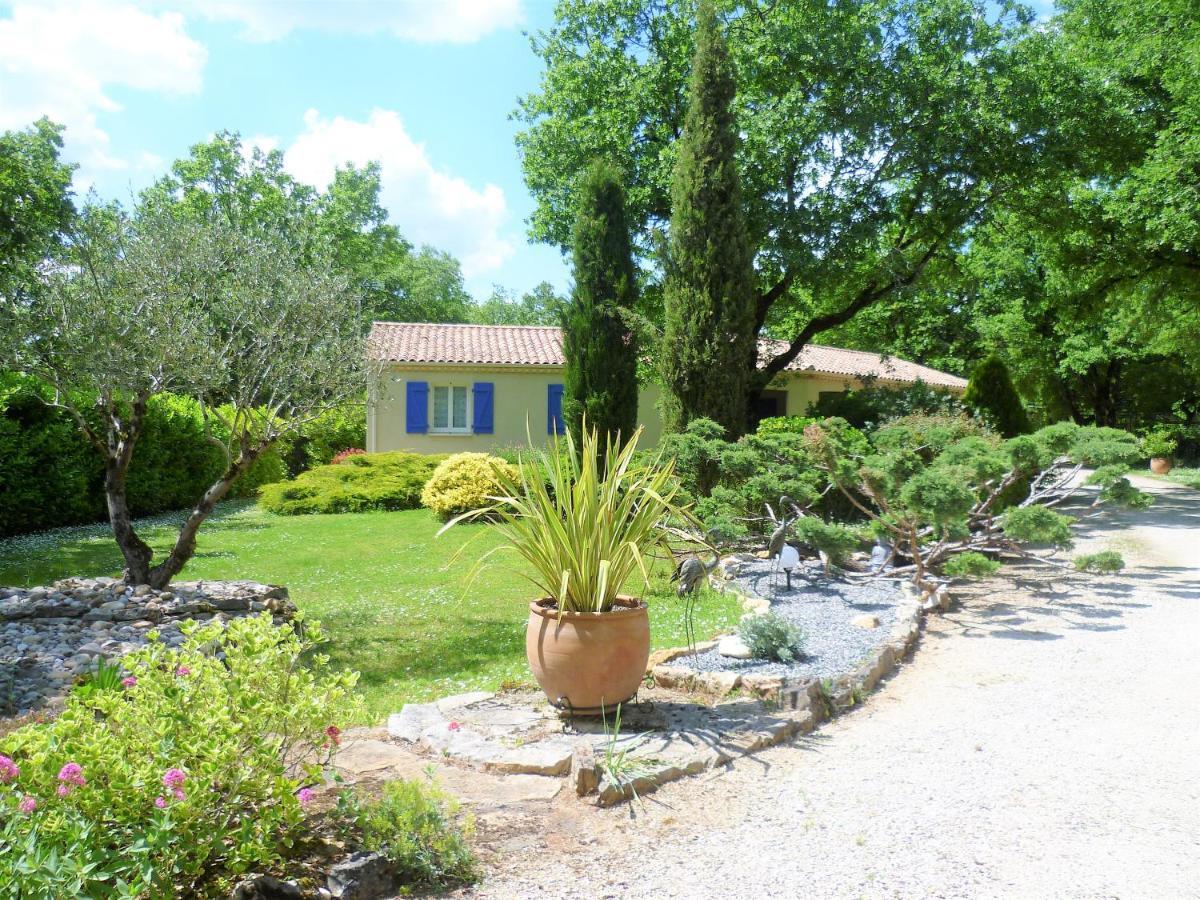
[670,545,720,656]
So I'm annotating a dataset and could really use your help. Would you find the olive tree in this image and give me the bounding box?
[1,204,365,586]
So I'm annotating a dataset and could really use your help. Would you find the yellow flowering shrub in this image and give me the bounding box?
[420,453,518,519]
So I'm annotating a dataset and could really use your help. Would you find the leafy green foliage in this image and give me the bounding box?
[518,0,1080,398]
[1000,506,1075,548]
[1074,551,1124,574]
[335,779,478,890]
[807,382,964,432]
[0,378,286,538]
[963,356,1031,437]
[420,453,520,520]
[0,119,75,292]
[738,613,805,663]
[441,427,698,614]
[941,552,1001,579]
[0,615,359,897]
[659,0,756,436]
[1140,428,1178,459]
[563,162,640,444]
[260,452,445,516]
[141,132,473,325]
[791,518,863,571]
[287,402,368,473]
[468,282,565,326]
[659,418,827,540]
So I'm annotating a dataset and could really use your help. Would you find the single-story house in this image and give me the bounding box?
[366,322,967,454]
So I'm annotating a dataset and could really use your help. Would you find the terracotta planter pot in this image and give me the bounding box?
[1150,457,1173,475]
[525,597,650,715]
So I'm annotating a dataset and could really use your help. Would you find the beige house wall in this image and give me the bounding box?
[368,364,884,454]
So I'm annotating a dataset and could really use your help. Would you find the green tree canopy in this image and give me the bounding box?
[517,0,1092,407]
[470,282,565,326]
[0,119,75,290]
[142,132,473,324]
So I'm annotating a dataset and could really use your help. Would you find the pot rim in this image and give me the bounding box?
[528,596,647,620]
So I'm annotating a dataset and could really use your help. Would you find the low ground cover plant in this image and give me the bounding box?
[420,453,520,520]
[739,612,805,663]
[335,778,478,890]
[1074,551,1125,573]
[0,615,360,898]
[260,451,446,515]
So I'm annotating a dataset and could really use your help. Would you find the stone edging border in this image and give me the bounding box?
[576,578,953,806]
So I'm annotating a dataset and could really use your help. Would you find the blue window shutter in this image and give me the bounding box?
[547,384,565,435]
[472,382,494,434]
[405,381,428,433]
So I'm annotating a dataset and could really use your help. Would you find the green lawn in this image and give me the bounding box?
[0,503,742,723]
[1162,467,1200,491]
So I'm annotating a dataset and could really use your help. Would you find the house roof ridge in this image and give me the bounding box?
[367,321,967,388]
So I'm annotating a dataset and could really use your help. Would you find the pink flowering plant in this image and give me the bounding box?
[0,614,360,898]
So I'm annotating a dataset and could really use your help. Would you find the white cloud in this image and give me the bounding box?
[283,108,513,279]
[0,1,206,180]
[171,0,523,43]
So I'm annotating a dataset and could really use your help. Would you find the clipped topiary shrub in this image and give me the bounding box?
[963,355,1031,438]
[420,453,520,520]
[259,451,446,515]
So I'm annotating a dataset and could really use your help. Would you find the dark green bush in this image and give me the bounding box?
[282,401,367,474]
[0,378,294,538]
[962,355,1031,437]
[258,451,446,515]
[0,375,103,536]
[807,379,963,432]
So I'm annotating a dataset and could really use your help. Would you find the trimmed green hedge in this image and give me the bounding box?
[258,451,447,515]
[0,375,298,537]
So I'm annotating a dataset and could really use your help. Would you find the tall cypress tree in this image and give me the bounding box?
[563,161,640,445]
[963,355,1032,437]
[659,0,757,437]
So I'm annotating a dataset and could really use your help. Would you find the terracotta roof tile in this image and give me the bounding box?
[368,322,966,390]
[368,322,563,366]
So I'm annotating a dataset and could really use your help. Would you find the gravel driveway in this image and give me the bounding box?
[470,475,1200,899]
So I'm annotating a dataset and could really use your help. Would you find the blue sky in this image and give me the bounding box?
[0,1,1058,301]
[0,0,568,300]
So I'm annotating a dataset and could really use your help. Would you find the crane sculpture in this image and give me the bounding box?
[765,496,800,587]
[670,546,720,656]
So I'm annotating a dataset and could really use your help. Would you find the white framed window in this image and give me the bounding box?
[431,384,471,433]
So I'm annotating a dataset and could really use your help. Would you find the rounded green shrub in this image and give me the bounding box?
[941,551,1002,578]
[738,612,806,663]
[420,453,519,520]
[259,451,445,515]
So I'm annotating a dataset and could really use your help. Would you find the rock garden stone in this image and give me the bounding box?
[717,635,753,659]
[0,578,296,715]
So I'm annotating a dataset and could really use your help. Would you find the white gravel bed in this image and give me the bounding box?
[680,560,904,680]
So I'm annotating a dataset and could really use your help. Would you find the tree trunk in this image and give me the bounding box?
[106,457,154,584]
[145,450,261,589]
